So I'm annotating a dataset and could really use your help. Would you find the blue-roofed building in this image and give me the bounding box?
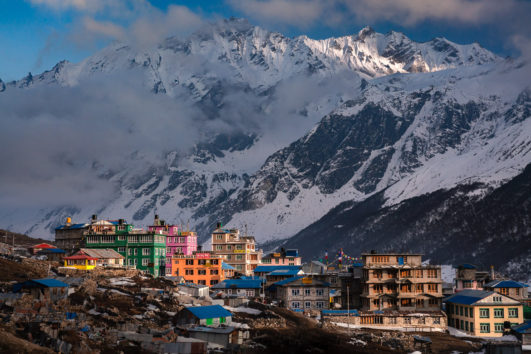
[176,305,232,327]
[484,280,529,302]
[444,289,524,337]
[253,265,302,277]
[54,216,91,251]
[222,262,235,279]
[13,278,69,302]
[211,278,263,298]
[269,276,330,311]
[261,248,302,268]
[36,247,66,262]
[511,320,531,345]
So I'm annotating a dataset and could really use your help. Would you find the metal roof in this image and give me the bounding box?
[268,276,304,289]
[63,255,98,260]
[178,283,209,289]
[211,279,262,289]
[512,320,531,334]
[80,248,124,259]
[19,278,69,289]
[268,269,301,276]
[456,263,477,269]
[31,243,56,249]
[322,309,359,316]
[444,290,493,305]
[37,248,65,254]
[253,265,302,273]
[55,223,88,230]
[221,262,235,270]
[185,305,232,319]
[187,326,235,334]
[484,280,529,288]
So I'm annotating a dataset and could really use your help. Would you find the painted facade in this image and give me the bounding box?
[261,249,302,266]
[211,225,262,276]
[171,251,225,286]
[63,254,97,270]
[446,290,524,337]
[272,277,330,310]
[148,215,198,275]
[84,219,166,276]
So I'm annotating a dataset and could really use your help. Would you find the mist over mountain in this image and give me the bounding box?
[1,18,529,278]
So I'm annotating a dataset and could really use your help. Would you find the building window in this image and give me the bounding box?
[198,270,206,275]
[426,269,437,278]
[210,270,219,275]
[404,317,411,324]
[142,248,150,256]
[508,308,518,318]
[185,270,194,275]
[185,259,194,265]
[460,306,463,316]
[210,280,219,285]
[316,289,324,296]
[388,317,397,324]
[494,308,504,318]
[470,322,474,332]
[479,308,489,318]
[197,280,206,285]
[433,317,440,325]
[246,290,255,297]
[117,235,126,241]
[142,258,149,266]
[427,284,438,292]
[493,296,502,303]
[291,302,300,309]
[216,245,223,251]
[464,307,468,317]
[305,302,311,309]
[500,288,509,295]
[216,235,222,240]
[118,247,125,253]
[292,289,300,296]
[494,323,504,333]
[236,255,243,260]
[316,302,324,309]
[305,289,311,296]
[480,323,490,333]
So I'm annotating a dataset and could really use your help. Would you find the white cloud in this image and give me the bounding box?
[82,17,126,41]
[29,0,108,12]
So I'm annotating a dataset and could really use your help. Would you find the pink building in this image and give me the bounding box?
[148,215,198,274]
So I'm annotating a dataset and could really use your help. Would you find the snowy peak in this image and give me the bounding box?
[303,28,500,77]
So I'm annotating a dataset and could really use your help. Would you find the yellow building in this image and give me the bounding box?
[445,289,524,337]
[63,254,97,270]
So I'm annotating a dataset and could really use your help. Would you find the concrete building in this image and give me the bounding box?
[261,249,302,266]
[484,280,529,302]
[512,321,531,346]
[211,225,262,276]
[360,252,443,311]
[454,264,493,292]
[63,254,97,270]
[78,248,124,267]
[187,326,249,349]
[175,305,232,327]
[54,217,90,252]
[171,251,225,286]
[177,283,210,297]
[445,289,524,337]
[148,215,198,275]
[271,276,330,310]
[321,310,447,330]
[211,279,263,298]
[13,278,69,303]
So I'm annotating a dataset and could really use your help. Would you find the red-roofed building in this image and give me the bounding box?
[29,243,56,255]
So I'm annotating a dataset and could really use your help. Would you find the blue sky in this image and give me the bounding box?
[1,0,529,81]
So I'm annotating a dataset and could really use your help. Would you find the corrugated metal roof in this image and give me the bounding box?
[269,276,304,288]
[32,243,55,249]
[185,305,232,319]
[268,269,301,276]
[512,320,531,334]
[456,263,477,269]
[37,248,65,254]
[444,290,493,305]
[322,309,359,316]
[485,280,529,288]
[55,223,88,230]
[253,265,301,273]
[29,278,69,288]
[188,326,235,334]
[63,255,98,260]
[80,248,124,259]
[221,262,235,270]
[211,279,262,289]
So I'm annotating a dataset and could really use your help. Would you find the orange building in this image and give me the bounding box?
[171,251,225,287]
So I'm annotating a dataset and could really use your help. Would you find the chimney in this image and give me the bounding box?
[118,218,124,225]
[154,214,160,226]
[490,265,495,280]
[197,245,202,251]
[66,217,72,226]
[216,222,222,229]
[91,214,97,224]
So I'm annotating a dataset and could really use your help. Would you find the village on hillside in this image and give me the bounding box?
[0,215,530,353]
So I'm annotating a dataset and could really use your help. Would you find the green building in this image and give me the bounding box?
[84,220,167,277]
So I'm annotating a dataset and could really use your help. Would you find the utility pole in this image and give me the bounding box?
[347,283,350,333]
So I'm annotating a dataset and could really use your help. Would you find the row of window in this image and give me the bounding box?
[291,288,325,296]
[183,269,219,275]
[167,236,196,244]
[291,301,325,309]
[451,305,518,319]
[182,259,220,265]
[86,235,165,243]
[196,279,219,286]
[116,247,166,257]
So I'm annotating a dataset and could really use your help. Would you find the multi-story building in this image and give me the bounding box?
[484,280,529,302]
[211,225,262,276]
[272,276,330,311]
[360,252,443,311]
[261,249,302,266]
[54,216,91,252]
[84,219,167,276]
[454,264,493,292]
[148,215,198,275]
[445,289,524,337]
[171,251,225,286]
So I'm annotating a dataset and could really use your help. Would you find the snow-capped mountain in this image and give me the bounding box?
[1,19,529,277]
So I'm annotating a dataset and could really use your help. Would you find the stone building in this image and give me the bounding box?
[321,310,447,330]
[361,252,443,311]
[271,276,330,310]
[454,264,493,292]
[211,224,262,276]
[483,280,529,302]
